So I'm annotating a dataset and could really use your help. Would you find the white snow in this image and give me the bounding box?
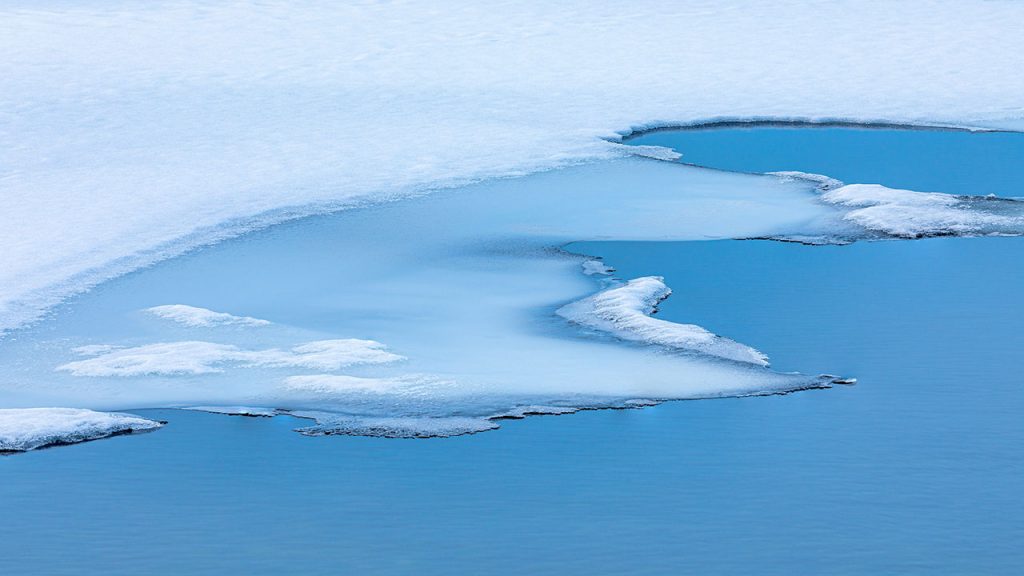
[1,0,1022,335]
[582,259,615,276]
[146,305,270,328]
[558,276,770,366]
[57,339,404,377]
[0,408,163,452]
[821,184,1024,238]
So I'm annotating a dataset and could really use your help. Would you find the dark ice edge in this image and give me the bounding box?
[164,375,855,440]
[615,118,1012,142]
[0,419,167,455]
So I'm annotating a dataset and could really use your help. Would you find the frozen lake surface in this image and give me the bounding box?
[2,125,1023,573]
[3,235,1022,574]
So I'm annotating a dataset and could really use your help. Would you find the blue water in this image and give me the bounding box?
[628,123,1024,196]
[3,125,1023,574]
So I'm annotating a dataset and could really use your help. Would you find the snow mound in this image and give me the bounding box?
[0,408,163,452]
[146,305,270,328]
[58,339,403,377]
[821,184,1024,238]
[558,277,770,366]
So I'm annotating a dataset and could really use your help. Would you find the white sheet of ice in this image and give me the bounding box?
[146,305,270,328]
[58,339,403,377]
[0,408,163,452]
[558,276,770,366]
[2,0,1022,334]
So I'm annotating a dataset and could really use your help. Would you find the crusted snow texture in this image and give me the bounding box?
[558,276,770,366]
[0,408,163,452]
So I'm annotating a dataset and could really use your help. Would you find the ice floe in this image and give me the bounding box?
[558,276,770,366]
[0,408,163,452]
[146,305,271,328]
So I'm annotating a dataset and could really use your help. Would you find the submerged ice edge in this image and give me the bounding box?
[173,376,848,440]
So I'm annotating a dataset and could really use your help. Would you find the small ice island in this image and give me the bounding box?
[0,408,163,453]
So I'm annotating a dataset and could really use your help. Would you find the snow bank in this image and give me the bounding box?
[557,277,770,366]
[58,339,403,377]
[0,408,163,452]
[146,305,270,328]
[2,0,1022,335]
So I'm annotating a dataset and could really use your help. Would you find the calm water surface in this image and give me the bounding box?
[2,126,1022,575]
